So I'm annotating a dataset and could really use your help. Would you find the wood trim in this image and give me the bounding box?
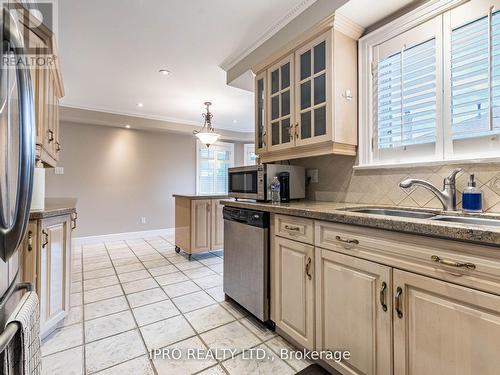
[357,0,469,166]
[315,220,500,296]
[253,13,364,76]
[259,140,356,163]
[220,0,317,71]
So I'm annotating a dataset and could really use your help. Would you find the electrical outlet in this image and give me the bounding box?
[54,167,64,175]
[307,168,319,183]
[140,217,146,224]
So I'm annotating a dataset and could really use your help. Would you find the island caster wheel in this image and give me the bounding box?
[175,246,181,253]
[188,254,192,261]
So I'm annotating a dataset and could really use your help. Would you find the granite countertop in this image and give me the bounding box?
[173,194,229,200]
[221,200,500,247]
[30,198,77,220]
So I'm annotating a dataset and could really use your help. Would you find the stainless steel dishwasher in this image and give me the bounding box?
[223,206,270,322]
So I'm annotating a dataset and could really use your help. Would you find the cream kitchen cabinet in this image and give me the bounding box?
[255,18,361,163]
[19,5,65,168]
[22,211,76,338]
[210,199,224,250]
[273,235,315,350]
[270,214,500,375]
[174,195,226,259]
[315,249,392,375]
[393,269,500,375]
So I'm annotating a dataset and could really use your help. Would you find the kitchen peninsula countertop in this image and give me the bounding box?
[30,198,77,220]
[221,200,500,247]
[173,194,230,200]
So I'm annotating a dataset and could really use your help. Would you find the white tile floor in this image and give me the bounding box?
[41,235,311,375]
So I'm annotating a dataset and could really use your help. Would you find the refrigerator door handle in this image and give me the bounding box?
[0,8,35,262]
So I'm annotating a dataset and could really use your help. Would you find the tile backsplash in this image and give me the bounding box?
[294,155,500,213]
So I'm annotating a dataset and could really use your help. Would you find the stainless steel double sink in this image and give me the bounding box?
[342,207,500,227]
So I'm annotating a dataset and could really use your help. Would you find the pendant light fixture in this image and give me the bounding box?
[193,102,220,147]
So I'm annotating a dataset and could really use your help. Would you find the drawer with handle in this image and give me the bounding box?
[315,220,500,296]
[275,215,314,245]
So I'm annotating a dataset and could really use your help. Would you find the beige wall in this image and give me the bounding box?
[46,122,245,237]
[294,155,500,213]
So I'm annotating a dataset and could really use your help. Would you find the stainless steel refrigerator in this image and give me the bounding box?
[0,0,36,357]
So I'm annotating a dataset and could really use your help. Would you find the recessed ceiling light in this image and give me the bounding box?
[137,102,144,108]
[125,124,131,129]
[233,119,238,124]
[159,69,171,76]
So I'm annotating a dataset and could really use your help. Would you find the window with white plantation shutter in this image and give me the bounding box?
[376,39,437,149]
[196,141,234,195]
[451,10,500,139]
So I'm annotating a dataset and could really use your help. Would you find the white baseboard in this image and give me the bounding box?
[73,228,175,247]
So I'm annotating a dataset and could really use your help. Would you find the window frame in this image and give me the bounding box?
[244,143,256,165]
[195,140,234,195]
[357,0,500,168]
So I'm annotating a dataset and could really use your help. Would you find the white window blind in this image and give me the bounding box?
[196,141,234,194]
[451,10,500,139]
[376,38,437,149]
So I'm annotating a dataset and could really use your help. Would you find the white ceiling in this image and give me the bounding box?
[337,0,416,28]
[58,0,313,133]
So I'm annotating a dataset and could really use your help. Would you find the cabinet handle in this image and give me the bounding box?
[335,235,359,245]
[27,231,33,252]
[42,230,49,248]
[430,255,476,271]
[395,287,403,319]
[305,257,312,280]
[295,122,299,139]
[56,142,61,152]
[379,281,388,312]
[284,225,301,232]
[47,129,54,143]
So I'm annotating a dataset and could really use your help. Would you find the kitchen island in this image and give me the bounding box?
[173,194,229,259]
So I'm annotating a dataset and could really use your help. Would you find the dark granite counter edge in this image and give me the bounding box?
[30,207,76,220]
[221,200,500,247]
[173,194,229,200]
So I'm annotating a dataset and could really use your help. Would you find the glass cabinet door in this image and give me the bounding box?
[295,32,331,146]
[267,55,295,151]
[255,72,267,153]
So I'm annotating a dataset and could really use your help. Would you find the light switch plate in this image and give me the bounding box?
[54,167,64,175]
[307,168,319,183]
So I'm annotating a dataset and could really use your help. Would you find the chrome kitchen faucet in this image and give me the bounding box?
[399,169,462,211]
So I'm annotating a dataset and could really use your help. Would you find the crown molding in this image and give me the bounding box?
[59,105,254,142]
[334,12,365,40]
[219,0,316,71]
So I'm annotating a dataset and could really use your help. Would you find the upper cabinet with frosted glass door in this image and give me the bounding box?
[253,15,363,163]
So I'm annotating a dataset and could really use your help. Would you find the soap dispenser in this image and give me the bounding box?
[462,174,483,213]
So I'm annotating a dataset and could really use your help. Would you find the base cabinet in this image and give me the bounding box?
[274,236,315,350]
[22,212,75,338]
[174,196,225,257]
[315,249,392,375]
[393,269,500,375]
[271,214,500,375]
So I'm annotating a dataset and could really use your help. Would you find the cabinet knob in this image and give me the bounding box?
[379,281,388,312]
[47,129,54,143]
[305,257,312,280]
[430,255,476,270]
[27,231,33,252]
[395,287,403,319]
[42,230,49,248]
